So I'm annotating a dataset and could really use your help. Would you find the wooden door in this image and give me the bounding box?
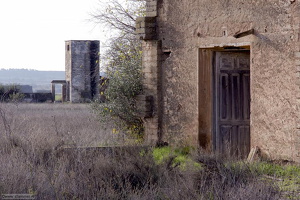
[215,51,250,157]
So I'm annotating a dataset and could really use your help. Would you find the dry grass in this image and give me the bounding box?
[0,103,286,199]
[0,103,124,147]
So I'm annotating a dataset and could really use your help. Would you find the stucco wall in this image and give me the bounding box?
[141,0,300,161]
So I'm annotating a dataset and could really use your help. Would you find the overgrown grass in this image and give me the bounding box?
[152,146,202,170]
[0,103,124,147]
[0,142,282,199]
[0,103,299,199]
[251,161,300,198]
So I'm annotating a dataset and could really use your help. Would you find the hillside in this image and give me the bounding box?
[0,69,65,92]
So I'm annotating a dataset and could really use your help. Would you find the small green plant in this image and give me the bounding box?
[252,161,300,181]
[253,161,286,176]
[0,84,24,102]
[152,146,202,170]
[152,146,172,164]
[250,161,300,197]
[9,92,25,102]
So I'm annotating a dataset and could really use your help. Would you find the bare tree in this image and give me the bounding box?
[90,0,145,36]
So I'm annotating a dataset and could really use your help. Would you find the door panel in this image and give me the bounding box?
[220,74,230,120]
[215,51,250,158]
[232,73,240,120]
[243,74,251,120]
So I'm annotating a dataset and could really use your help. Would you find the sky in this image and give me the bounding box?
[0,0,108,71]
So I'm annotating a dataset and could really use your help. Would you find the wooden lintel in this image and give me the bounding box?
[233,29,255,38]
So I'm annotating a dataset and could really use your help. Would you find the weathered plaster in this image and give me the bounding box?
[139,0,300,162]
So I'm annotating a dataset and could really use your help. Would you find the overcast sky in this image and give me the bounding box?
[0,0,107,71]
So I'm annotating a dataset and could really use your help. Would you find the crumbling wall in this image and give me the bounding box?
[65,41,72,101]
[141,40,161,144]
[65,41,100,103]
[140,0,300,161]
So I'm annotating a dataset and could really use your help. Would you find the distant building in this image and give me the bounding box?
[64,40,100,103]
[18,85,33,93]
[36,89,51,93]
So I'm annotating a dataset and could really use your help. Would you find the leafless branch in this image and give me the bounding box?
[90,0,145,36]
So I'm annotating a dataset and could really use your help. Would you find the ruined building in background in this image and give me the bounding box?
[136,0,300,162]
[52,40,100,103]
[65,40,100,102]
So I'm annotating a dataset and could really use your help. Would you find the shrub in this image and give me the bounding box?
[91,0,145,142]
[0,84,24,102]
[92,37,144,142]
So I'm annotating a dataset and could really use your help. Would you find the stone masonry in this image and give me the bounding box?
[65,40,100,103]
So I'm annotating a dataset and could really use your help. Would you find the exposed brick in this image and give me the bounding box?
[145,11,157,17]
[144,84,157,91]
[140,39,161,145]
[143,76,158,85]
[146,1,157,7]
[136,17,157,40]
[143,65,158,73]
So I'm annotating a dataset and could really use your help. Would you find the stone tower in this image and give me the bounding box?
[65,40,100,102]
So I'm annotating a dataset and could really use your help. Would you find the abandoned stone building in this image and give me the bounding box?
[136,0,300,162]
[52,40,100,103]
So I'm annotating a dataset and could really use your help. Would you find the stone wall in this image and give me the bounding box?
[65,41,72,102]
[65,40,100,103]
[139,0,300,162]
[140,40,161,144]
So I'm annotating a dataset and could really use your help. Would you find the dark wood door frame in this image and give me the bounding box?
[198,47,251,156]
